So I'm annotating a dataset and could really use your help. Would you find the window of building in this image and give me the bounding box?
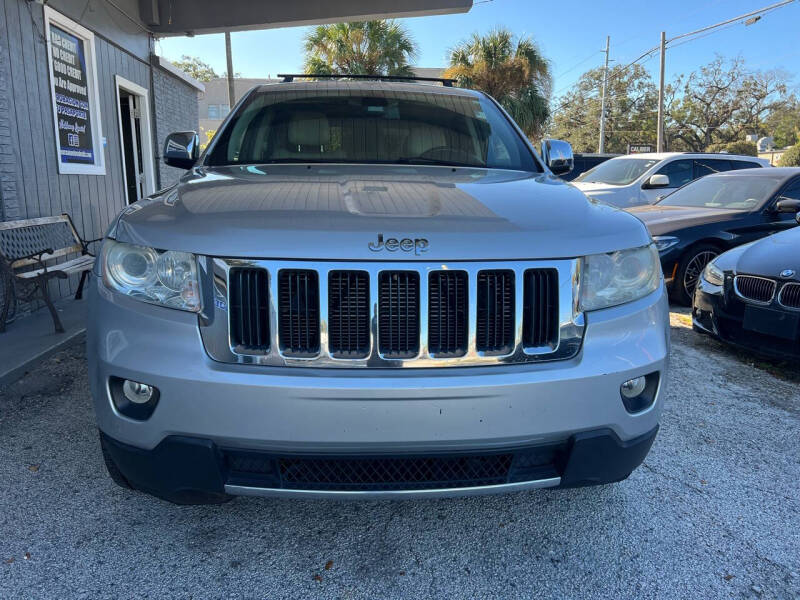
[208,104,220,119]
[220,104,231,118]
[44,6,105,175]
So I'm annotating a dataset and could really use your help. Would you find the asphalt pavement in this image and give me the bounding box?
[1,312,798,599]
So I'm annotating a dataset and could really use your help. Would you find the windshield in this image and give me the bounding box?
[574,158,658,185]
[658,175,781,210]
[205,86,539,172]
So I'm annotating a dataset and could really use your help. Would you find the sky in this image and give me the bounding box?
[156,0,800,102]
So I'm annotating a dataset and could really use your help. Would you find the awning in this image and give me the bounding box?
[139,0,472,36]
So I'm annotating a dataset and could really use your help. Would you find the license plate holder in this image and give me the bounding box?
[743,305,800,340]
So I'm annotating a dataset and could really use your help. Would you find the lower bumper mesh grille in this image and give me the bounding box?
[224,445,565,491]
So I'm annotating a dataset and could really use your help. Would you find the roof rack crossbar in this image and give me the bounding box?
[277,73,456,87]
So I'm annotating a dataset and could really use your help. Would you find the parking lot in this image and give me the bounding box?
[1,311,798,599]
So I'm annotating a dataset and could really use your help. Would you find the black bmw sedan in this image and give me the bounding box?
[693,215,800,360]
[627,168,800,304]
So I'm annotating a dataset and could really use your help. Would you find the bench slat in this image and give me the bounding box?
[0,215,70,230]
[15,255,95,279]
[10,244,85,269]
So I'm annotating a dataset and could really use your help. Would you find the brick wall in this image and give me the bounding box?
[153,66,200,189]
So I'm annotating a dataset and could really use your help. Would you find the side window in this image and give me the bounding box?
[655,159,693,188]
[694,159,731,178]
[731,160,761,170]
[780,179,800,202]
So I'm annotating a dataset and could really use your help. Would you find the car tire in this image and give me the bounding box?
[671,244,720,306]
[99,432,133,490]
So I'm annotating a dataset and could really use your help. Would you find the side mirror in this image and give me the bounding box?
[540,139,574,176]
[644,174,670,189]
[163,131,199,170]
[775,197,800,213]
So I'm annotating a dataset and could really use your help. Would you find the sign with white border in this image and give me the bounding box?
[44,6,105,175]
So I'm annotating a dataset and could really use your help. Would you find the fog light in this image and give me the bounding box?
[620,377,647,399]
[110,376,159,420]
[123,380,154,404]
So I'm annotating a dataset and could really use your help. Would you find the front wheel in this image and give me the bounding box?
[672,244,719,306]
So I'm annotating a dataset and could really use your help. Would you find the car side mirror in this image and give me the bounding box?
[163,131,199,170]
[775,197,800,213]
[540,139,574,176]
[644,174,670,189]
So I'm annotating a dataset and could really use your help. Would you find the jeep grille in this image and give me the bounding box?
[205,259,584,368]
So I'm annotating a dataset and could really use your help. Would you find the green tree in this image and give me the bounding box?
[170,55,219,82]
[705,141,757,156]
[444,28,551,139]
[549,63,657,153]
[764,96,800,148]
[303,20,418,77]
[778,145,800,167]
[665,56,787,151]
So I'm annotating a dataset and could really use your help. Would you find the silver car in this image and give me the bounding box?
[88,80,669,504]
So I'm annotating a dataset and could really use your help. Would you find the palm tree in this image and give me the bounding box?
[444,28,551,139]
[303,20,418,77]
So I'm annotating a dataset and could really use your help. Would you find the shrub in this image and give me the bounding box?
[705,141,757,156]
[777,145,800,167]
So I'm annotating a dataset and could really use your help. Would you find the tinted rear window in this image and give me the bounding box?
[206,87,539,172]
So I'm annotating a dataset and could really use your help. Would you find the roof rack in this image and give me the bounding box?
[277,73,456,87]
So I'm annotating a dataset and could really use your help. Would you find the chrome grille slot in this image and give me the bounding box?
[278,269,320,356]
[476,270,515,355]
[523,269,558,348]
[734,275,776,304]
[329,271,370,358]
[378,271,420,358]
[428,270,468,357]
[778,282,800,309]
[229,267,270,352]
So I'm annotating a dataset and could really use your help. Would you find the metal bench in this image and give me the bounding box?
[0,215,100,334]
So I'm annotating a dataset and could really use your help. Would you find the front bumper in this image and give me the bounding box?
[100,426,659,504]
[693,276,800,360]
[88,275,669,500]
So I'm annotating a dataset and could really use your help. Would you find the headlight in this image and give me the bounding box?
[652,235,679,252]
[580,244,661,311]
[702,260,724,286]
[101,240,201,312]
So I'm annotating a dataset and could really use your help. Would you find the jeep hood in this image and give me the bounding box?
[112,165,650,261]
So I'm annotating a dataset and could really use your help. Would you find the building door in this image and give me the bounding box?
[115,76,155,204]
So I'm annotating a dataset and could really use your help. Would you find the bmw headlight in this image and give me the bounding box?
[702,260,724,286]
[101,240,201,312]
[652,235,679,253]
[580,244,661,311]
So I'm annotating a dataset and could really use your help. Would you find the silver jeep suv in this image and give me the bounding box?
[88,80,669,504]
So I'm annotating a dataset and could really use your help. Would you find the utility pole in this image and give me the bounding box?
[225,31,235,108]
[598,36,610,154]
[656,31,666,153]
[654,0,794,153]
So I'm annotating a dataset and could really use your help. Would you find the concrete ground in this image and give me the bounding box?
[0,312,798,599]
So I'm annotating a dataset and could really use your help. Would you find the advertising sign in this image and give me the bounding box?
[50,25,95,165]
[45,7,104,175]
[628,143,654,154]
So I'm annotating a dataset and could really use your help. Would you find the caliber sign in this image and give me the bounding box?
[49,25,95,165]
